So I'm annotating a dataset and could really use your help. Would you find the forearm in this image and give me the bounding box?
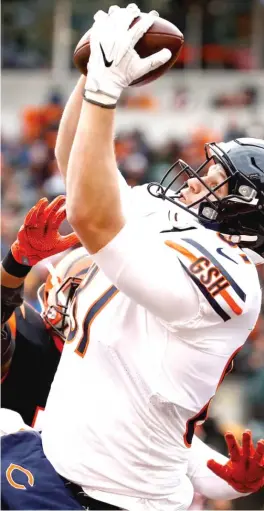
[66,5,170,253]
[55,75,86,180]
[66,102,125,254]
[1,245,32,324]
[1,267,24,325]
[1,284,23,333]
[1,244,31,325]
[1,265,26,289]
[188,435,245,500]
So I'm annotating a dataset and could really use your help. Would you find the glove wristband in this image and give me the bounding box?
[83,90,117,109]
[2,250,32,278]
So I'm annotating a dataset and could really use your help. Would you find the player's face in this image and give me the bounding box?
[179,163,228,206]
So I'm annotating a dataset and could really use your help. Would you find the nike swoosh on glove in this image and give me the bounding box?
[11,196,79,266]
[207,430,264,494]
[84,3,171,107]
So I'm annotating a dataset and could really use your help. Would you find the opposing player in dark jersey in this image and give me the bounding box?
[1,196,91,427]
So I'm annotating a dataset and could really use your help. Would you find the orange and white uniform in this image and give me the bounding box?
[42,178,261,511]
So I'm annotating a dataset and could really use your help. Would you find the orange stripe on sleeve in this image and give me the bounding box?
[220,289,243,315]
[165,240,197,263]
[166,240,243,316]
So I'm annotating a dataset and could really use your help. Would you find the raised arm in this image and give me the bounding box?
[66,97,123,252]
[65,7,201,325]
[66,5,171,253]
[1,196,78,326]
[55,75,86,180]
[1,197,78,378]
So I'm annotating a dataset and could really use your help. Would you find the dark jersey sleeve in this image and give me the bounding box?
[1,284,24,324]
[1,284,24,373]
[1,303,61,427]
[1,325,15,370]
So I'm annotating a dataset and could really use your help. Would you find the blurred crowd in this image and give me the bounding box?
[3,0,261,71]
[1,92,264,510]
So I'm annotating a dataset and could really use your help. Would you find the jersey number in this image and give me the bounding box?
[66,268,119,358]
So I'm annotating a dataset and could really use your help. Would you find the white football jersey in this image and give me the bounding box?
[42,180,261,511]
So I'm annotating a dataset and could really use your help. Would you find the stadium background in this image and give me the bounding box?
[1,0,264,508]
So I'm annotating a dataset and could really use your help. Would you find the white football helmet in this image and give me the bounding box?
[37,247,92,342]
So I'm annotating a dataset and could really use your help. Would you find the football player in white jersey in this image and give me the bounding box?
[41,5,264,510]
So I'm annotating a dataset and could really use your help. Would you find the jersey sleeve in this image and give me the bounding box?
[1,285,24,376]
[1,325,15,379]
[188,435,248,500]
[92,222,201,326]
[1,284,24,325]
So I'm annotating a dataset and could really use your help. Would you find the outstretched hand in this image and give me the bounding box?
[11,196,79,266]
[207,430,264,493]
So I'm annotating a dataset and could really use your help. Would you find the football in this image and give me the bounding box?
[73,16,184,86]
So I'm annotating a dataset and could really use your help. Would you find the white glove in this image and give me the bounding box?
[84,3,172,107]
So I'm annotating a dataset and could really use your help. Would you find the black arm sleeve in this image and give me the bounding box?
[1,284,24,324]
[1,324,15,368]
[1,285,23,370]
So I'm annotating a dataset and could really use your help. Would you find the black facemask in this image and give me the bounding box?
[148,138,264,256]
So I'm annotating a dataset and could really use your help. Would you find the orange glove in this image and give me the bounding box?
[207,430,264,494]
[11,196,79,266]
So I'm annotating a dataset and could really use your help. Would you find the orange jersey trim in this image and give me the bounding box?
[31,406,45,429]
[165,240,243,316]
[7,312,17,339]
